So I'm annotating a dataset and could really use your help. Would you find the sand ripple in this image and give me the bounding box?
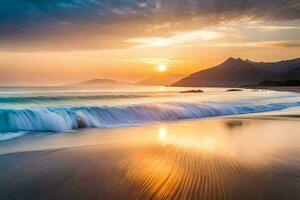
[0,118,299,200]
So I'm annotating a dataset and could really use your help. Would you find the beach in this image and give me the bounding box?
[0,115,299,200]
[2,1,300,199]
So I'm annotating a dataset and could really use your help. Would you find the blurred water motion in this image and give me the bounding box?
[0,117,299,199]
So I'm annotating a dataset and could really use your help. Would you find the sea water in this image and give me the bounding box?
[1,85,300,140]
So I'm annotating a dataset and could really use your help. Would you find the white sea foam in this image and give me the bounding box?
[0,100,300,134]
[0,86,300,140]
[0,132,27,141]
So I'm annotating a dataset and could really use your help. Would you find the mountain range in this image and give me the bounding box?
[172,57,300,87]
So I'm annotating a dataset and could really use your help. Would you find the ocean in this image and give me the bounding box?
[1,85,300,141]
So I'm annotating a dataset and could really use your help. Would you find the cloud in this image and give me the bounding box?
[0,0,300,51]
[207,40,300,48]
[265,41,300,48]
[257,25,299,31]
[127,30,223,47]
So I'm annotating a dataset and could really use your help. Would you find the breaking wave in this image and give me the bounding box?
[1,101,300,136]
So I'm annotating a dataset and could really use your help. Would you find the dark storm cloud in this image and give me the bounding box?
[0,0,300,50]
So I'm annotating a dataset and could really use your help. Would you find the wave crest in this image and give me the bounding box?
[0,101,300,134]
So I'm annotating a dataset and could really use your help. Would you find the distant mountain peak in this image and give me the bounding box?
[172,56,300,87]
[223,57,244,64]
[225,57,236,62]
[227,57,235,60]
[81,79,119,84]
[70,78,126,86]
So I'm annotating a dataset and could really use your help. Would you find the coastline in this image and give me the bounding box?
[0,115,299,200]
[252,86,300,93]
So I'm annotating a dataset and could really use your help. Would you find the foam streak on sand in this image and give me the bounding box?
[1,100,300,134]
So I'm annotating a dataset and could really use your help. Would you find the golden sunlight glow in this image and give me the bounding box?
[128,30,222,47]
[158,127,168,142]
[158,86,166,91]
[157,64,167,72]
[156,125,222,153]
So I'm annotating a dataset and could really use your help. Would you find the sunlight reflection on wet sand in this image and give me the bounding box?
[0,117,299,199]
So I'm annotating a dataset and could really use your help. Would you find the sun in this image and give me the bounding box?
[157,64,167,72]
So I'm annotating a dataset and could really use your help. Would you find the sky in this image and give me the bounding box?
[0,0,300,85]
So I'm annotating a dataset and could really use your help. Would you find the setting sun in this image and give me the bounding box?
[157,64,167,72]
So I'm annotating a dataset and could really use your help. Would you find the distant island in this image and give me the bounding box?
[172,57,300,87]
[71,74,186,87]
[69,79,128,86]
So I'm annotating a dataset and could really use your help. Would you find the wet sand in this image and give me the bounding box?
[0,117,299,200]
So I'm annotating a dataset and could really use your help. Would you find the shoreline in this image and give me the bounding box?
[251,86,300,93]
[1,106,300,156]
[1,108,300,156]
[0,116,299,199]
